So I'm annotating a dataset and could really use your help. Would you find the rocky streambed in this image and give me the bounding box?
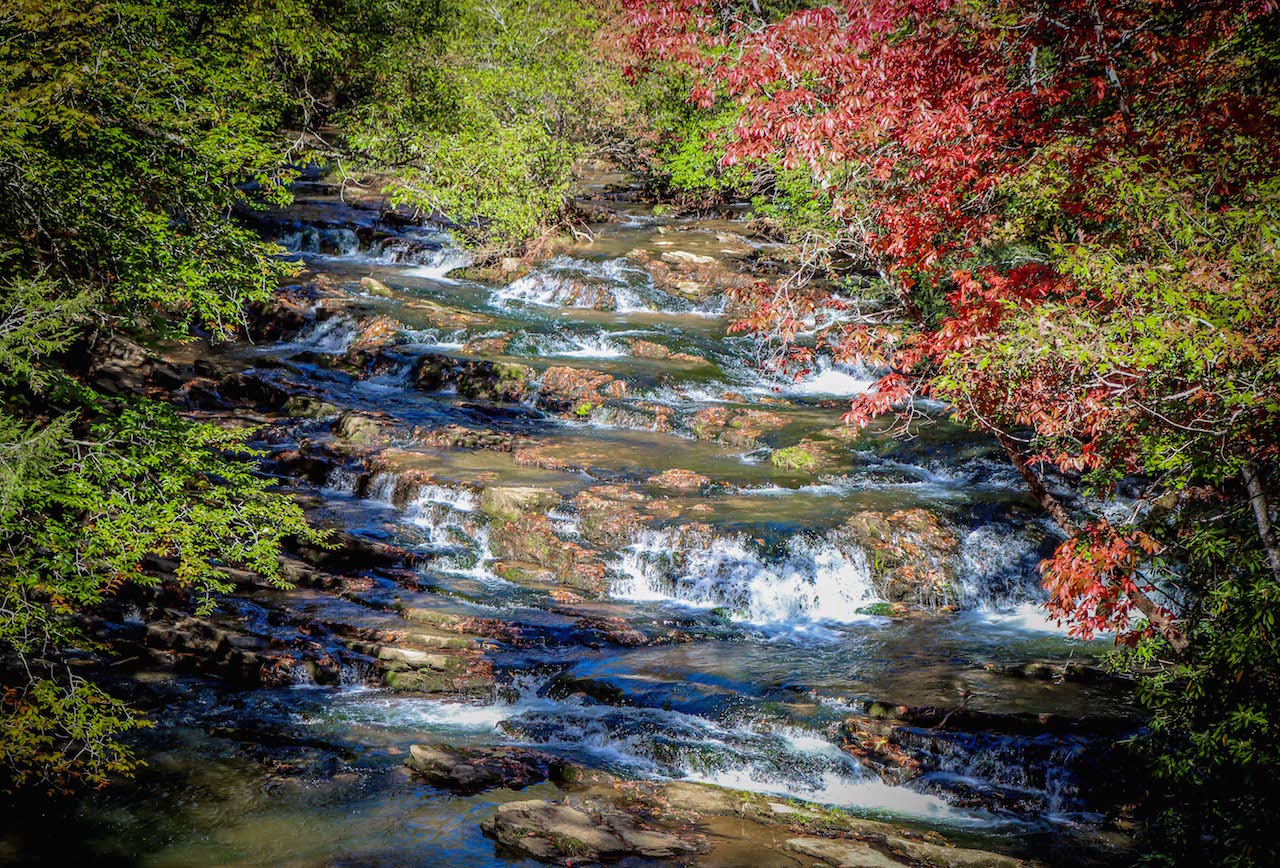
[4,169,1140,867]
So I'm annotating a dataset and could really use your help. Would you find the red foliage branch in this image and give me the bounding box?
[622,0,1280,646]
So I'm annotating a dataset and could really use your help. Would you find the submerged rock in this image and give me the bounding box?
[281,395,340,419]
[359,276,394,297]
[647,468,710,490]
[536,366,624,411]
[418,424,525,451]
[687,405,788,448]
[660,250,717,266]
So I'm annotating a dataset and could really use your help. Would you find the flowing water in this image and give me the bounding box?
[4,173,1138,866]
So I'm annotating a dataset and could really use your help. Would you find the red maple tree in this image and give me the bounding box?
[621,0,1280,648]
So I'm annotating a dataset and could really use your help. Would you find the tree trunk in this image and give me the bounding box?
[995,431,1079,536]
[995,431,1189,655]
[1242,462,1280,585]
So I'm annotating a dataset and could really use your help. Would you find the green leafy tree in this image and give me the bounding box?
[0,0,341,791]
[1,0,633,791]
[339,0,636,247]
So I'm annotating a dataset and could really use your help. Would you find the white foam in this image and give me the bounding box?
[968,603,1089,636]
[541,333,629,359]
[294,315,360,354]
[406,484,478,514]
[683,767,981,822]
[611,529,879,623]
[397,246,472,281]
[323,467,361,496]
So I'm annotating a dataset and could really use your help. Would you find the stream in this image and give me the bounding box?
[5,170,1139,867]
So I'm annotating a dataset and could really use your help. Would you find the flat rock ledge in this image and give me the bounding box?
[475,782,1042,867]
[788,836,1022,868]
[482,797,696,863]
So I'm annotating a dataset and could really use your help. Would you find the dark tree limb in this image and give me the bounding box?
[1243,462,1280,585]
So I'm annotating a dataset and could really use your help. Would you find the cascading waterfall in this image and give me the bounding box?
[958,523,1054,610]
[403,485,498,580]
[491,255,721,315]
[276,221,471,280]
[611,527,880,623]
[277,226,361,256]
[392,246,473,280]
[294,314,361,354]
[323,467,362,496]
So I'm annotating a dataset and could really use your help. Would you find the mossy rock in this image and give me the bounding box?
[480,486,560,523]
[383,669,453,692]
[282,396,340,418]
[772,445,818,471]
[856,602,896,617]
[359,276,394,297]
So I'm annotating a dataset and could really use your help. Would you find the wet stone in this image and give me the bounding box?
[406,744,572,795]
[334,412,383,444]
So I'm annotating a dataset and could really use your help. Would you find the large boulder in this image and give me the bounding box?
[786,839,903,868]
[399,297,493,329]
[406,744,571,794]
[571,486,651,549]
[834,509,960,607]
[787,837,1023,868]
[627,246,756,302]
[536,366,625,412]
[411,353,532,402]
[381,651,492,695]
[334,412,382,444]
[488,514,606,593]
